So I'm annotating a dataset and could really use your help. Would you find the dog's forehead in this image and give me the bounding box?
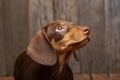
[57,21,73,26]
[49,21,73,27]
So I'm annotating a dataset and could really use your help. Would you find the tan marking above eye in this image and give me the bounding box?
[59,21,65,25]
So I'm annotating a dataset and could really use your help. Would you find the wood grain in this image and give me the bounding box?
[29,0,54,38]
[0,0,6,77]
[1,0,29,76]
[105,0,120,73]
[77,0,106,73]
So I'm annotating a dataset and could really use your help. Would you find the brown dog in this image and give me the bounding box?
[14,20,90,80]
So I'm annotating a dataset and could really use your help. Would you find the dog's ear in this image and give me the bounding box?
[27,30,57,65]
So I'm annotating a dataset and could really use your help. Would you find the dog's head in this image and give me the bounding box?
[44,21,90,54]
[27,20,90,68]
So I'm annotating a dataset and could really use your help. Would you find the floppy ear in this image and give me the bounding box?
[27,30,57,65]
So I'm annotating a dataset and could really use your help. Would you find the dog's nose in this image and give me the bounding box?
[83,27,90,35]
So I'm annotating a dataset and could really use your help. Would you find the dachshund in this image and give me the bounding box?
[14,20,90,80]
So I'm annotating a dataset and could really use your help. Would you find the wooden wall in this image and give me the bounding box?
[0,0,120,77]
[105,0,120,73]
[0,0,29,76]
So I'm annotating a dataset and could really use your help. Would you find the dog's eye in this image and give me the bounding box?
[56,26,62,30]
[55,26,67,32]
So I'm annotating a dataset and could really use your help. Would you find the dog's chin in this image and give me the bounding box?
[71,37,90,49]
[78,38,89,47]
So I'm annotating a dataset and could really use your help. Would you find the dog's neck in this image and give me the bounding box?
[58,51,73,71]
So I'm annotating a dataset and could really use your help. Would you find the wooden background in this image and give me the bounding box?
[0,0,120,77]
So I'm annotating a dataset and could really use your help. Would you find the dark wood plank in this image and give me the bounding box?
[74,73,120,80]
[115,0,120,67]
[0,0,6,77]
[52,0,78,24]
[29,0,54,38]
[105,0,120,73]
[3,0,29,76]
[77,0,106,73]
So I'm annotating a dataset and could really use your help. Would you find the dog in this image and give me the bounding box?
[14,20,90,80]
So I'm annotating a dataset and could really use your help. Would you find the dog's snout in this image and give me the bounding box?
[83,27,90,35]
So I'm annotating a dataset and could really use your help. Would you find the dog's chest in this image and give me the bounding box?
[50,64,73,80]
[32,64,73,80]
